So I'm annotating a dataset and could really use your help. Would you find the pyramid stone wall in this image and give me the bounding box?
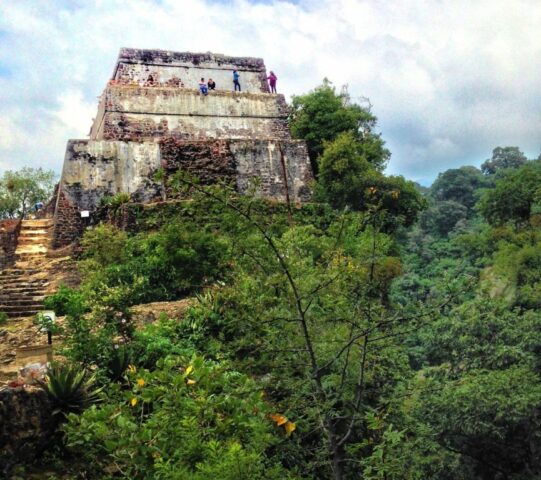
[52,49,313,247]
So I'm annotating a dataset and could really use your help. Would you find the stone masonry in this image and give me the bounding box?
[52,48,314,247]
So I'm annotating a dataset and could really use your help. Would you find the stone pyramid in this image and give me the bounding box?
[52,48,313,247]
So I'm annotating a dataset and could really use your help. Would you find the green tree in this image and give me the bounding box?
[290,80,389,174]
[478,160,541,226]
[419,200,468,236]
[481,146,527,175]
[0,167,56,219]
[316,132,424,228]
[430,166,488,212]
[167,178,441,479]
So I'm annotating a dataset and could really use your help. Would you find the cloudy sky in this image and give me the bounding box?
[0,0,540,185]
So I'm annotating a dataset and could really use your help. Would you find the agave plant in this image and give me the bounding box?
[106,345,131,381]
[39,363,102,417]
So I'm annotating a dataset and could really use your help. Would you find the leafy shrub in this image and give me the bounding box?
[315,132,424,228]
[0,312,7,325]
[61,282,135,367]
[43,284,87,317]
[80,223,128,266]
[80,221,230,304]
[99,192,131,217]
[131,318,195,369]
[63,355,297,479]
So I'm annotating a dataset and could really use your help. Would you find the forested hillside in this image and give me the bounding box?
[15,83,540,479]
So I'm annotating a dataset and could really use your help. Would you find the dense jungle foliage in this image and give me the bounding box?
[24,82,540,479]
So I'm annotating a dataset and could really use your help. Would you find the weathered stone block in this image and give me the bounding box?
[0,387,55,475]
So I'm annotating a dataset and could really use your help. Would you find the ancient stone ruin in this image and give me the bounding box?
[51,48,314,247]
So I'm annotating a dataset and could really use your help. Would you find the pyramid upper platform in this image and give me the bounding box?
[89,48,288,141]
[112,48,269,93]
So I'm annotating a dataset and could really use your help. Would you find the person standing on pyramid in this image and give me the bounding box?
[267,71,277,93]
[233,68,241,92]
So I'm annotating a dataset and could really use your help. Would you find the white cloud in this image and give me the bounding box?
[0,0,540,185]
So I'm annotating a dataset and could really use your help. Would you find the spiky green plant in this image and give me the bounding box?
[39,363,102,417]
[106,346,131,381]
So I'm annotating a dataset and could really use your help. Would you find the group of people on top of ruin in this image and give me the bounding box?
[197,68,277,96]
[111,68,278,94]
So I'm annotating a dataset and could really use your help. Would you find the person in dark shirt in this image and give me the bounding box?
[207,78,216,90]
[233,69,241,92]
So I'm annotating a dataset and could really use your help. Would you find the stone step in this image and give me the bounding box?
[15,253,47,261]
[0,297,46,304]
[0,279,49,293]
[0,273,38,280]
[1,268,39,275]
[0,296,45,308]
[19,223,51,229]
[15,245,48,253]
[0,276,48,282]
[0,287,48,294]
[2,309,41,318]
[0,300,43,311]
[20,219,53,227]
[1,304,43,311]
[15,251,48,257]
[18,229,50,236]
[0,282,49,290]
[1,219,56,318]
[0,292,46,299]
[15,243,49,250]
[0,293,47,300]
[0,304,43,314]
[17,235,50,242]
[0,277,48,283]
[0,274,46,279]
[17,238,49,247]
[0,293,46,300]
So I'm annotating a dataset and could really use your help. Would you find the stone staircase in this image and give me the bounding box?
[0,219,52,318]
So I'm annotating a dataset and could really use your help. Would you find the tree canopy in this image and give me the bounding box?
[316,131,424,228]
[430,166,489,211]
[0,167,56,219]
[290,79,389,174]
[481,146,528,175]
[478,160,541,226]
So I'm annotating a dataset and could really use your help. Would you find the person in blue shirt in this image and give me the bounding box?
[233,69,241,92]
